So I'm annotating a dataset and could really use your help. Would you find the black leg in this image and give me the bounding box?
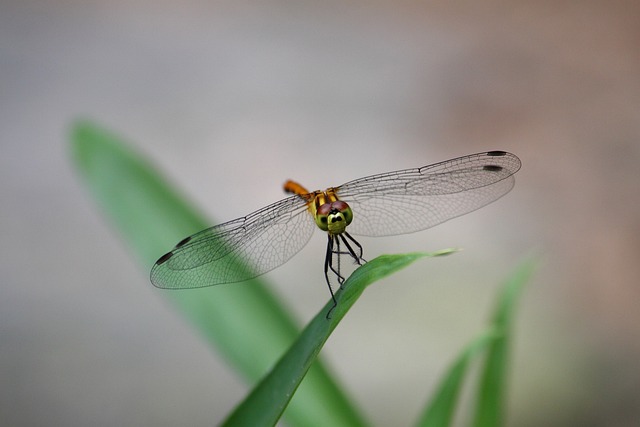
[323,232,367,319]
[343,232,366,264]
[324,235,338,319]
[339,233,363,267]
[335,237,344,285]
[328,236,346,284]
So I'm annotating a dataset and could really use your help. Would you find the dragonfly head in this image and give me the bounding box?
[315,200,353,234]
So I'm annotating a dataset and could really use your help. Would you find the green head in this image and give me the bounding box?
[315,200,353,234]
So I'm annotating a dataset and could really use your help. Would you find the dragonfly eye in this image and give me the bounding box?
[315,201,353,234]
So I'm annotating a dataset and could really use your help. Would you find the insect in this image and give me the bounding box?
[151,151,521,315]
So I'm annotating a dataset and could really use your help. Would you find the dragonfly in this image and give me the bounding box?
[151,151,521,315]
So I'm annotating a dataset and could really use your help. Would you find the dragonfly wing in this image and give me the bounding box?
[150,195,316,289]
[336,151,521,237]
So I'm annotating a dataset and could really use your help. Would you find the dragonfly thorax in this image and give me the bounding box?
[315,200,353,235]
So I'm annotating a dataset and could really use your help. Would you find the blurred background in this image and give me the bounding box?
[2,1,639,426]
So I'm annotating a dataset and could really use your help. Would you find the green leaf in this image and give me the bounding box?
[415,330,498,427]
[473,257,538,427]
[223,250,458,427]
[414,256,537,427]
[69,120,367,426]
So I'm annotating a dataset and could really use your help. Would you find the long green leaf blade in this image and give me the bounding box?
[416,330,497,427]
[69,120,367,426]
[223,250,457,427]
[473,257,538,427]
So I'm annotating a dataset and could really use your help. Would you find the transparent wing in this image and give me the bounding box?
[150,195,316,289]
[336,151,521,237]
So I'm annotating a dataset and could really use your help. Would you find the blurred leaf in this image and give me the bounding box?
[69,120,367,426]
[415,330,497,427]
[223,250,457,427]
[473,257,538,427]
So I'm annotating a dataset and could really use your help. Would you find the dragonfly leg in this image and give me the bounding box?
[323,232,365,318]
[343,232,366,264]
[328,236,346,284]
[324,235,339,319]
[335,237,345,285]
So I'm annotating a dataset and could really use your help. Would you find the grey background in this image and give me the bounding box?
[2,1,639,426]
